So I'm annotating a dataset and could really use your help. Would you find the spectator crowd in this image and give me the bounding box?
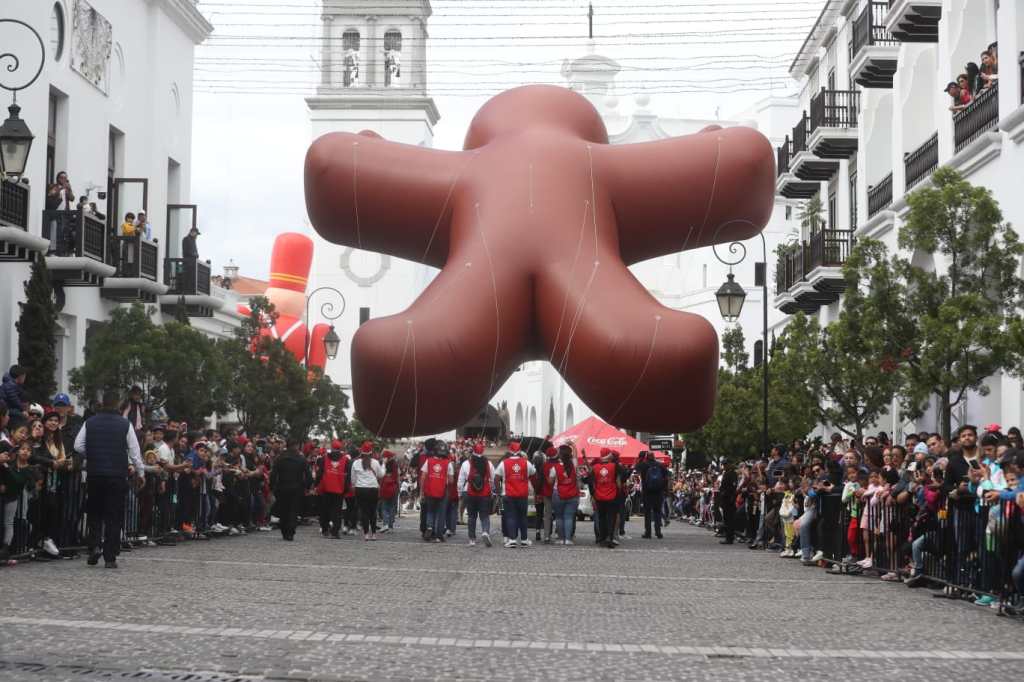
[2,363,1022,620]
[945,40,999,113]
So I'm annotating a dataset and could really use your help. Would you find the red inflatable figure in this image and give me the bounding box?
[305,85,775,436]
[238,233,331,371]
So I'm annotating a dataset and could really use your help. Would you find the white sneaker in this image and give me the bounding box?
[620,534,631,541]
[503,539,515,548]
[564,540,574,546]
[42,538,59,557]
[857,557,873,569]
[520,538,531,547]
[228,527,240,536]
[269,516,279,525]
[258,525,271,532]
[811,550,824,562]
[779,548,790,557]
[482,533,492,547]
[468,539,476,546]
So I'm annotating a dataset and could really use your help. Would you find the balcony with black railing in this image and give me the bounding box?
[851,2,899,88]
[789,111,839,182]
[867,172,894,218]
[904,132,938,191]
[774,229,854,314]
[775,136,819,200]
[808,88,861,159]
[100,236,165,302]
[40,209,115,285]
[953,83,1000,154]
[884,0,941,44]
[0,180,48,263]
[161,257,215,316]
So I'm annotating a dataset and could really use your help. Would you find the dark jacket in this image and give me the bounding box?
[0,373,26,413]
[271,450,311,494]
[182,234,199,259]
[941,449,973,506]
[82,412,131,478]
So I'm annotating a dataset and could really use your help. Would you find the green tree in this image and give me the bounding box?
[799,195,823,234]
[223,297,350,440]
[16,258,59,403]
[69,304,157,403]
[720,325,748,372]
[896,167,1024,439]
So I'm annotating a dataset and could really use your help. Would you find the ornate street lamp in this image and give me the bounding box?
[715,272,747,322]
[322,325,341,361]
[712,233,769,458]
[0,19,45,182]
[304,286,346,367]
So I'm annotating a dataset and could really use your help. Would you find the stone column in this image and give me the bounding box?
[321,15,333,88]
[366,15,378,88]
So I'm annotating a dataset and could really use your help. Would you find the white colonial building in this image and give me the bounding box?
[305,1,803,439]
[0,0,243,405]
[772,0,1024,437]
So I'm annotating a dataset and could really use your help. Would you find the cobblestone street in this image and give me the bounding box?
[1,517,1021,681]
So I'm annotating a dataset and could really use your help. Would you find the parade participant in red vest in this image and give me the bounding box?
[494,444,535,548]
[548,444,581,545]
[587,448,622,548]
[378,451,400,532]
[458,443,495,547]
[540,446,560,543]
[419,440,453,542]
[315,440,347,538]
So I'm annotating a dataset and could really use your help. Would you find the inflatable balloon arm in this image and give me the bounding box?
[595,125,775,266]
[304,132,467,268]
[306,322,331,372]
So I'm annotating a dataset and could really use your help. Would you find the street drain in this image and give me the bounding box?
[0,661,264,681]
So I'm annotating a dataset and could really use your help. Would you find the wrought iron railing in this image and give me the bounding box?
[953,83,999,153]
[792,112,809,155]
[904,132,938,190]
[0,180,29,229]
[851,1,898,59]
[109,235,159,281]
[774,229,853,296]
[164,257,211,295]
[809,89,861,132]
[776,137,792,176]
[41,209,106,261]
[867,172,893,217]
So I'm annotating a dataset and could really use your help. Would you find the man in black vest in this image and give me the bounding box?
[74,392,145,568]
[270,438,311,541]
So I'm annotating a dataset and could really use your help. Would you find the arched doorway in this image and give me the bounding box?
[565,403,575,430]
[514,403,524,435]
[529,406,537,437]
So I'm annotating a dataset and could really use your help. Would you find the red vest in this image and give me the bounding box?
[320,456,347,494]
[541,458,558,497]
[379,467,398,499]
[422,457,449,499]
[503,456,529,498]
[465,459,492,497]
[593,461,619,502]
[555,462,580,500]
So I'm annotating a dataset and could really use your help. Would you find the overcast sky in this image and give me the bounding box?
[191,0,822,280]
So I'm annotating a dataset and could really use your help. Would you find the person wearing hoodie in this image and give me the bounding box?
[458,443,495,547]
[0,366,27,418]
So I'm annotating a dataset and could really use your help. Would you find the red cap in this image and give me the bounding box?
[508,442,520,452]
[382,450,395,458]
[236,435,249,446]
[331,439,343,450]
[600,447,610,457]
[360,441,374,454]
[268,233,313,294]
[545,446,557,457]
[302,442,315,455]
[473,443,485,454]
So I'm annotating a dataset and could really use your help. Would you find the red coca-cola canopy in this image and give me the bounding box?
[551,416,670,466]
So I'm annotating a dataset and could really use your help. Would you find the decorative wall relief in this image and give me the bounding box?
[71,0,112,93]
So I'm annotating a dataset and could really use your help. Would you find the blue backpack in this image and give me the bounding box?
[646,462,665,491]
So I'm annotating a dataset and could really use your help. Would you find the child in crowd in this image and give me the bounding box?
[777,479,797,558]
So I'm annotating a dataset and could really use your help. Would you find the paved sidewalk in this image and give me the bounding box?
[0,518,1019,680]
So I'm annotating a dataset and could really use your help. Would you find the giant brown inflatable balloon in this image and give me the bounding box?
[305,85,775,436]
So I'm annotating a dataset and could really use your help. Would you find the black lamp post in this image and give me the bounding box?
[0,19,45,182]
[304,286,346,368]
[712,233,769,458]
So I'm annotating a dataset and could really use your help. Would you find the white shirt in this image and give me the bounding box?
[351,458,384,488]
[153,440,174,466]
[74,420,144,480]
